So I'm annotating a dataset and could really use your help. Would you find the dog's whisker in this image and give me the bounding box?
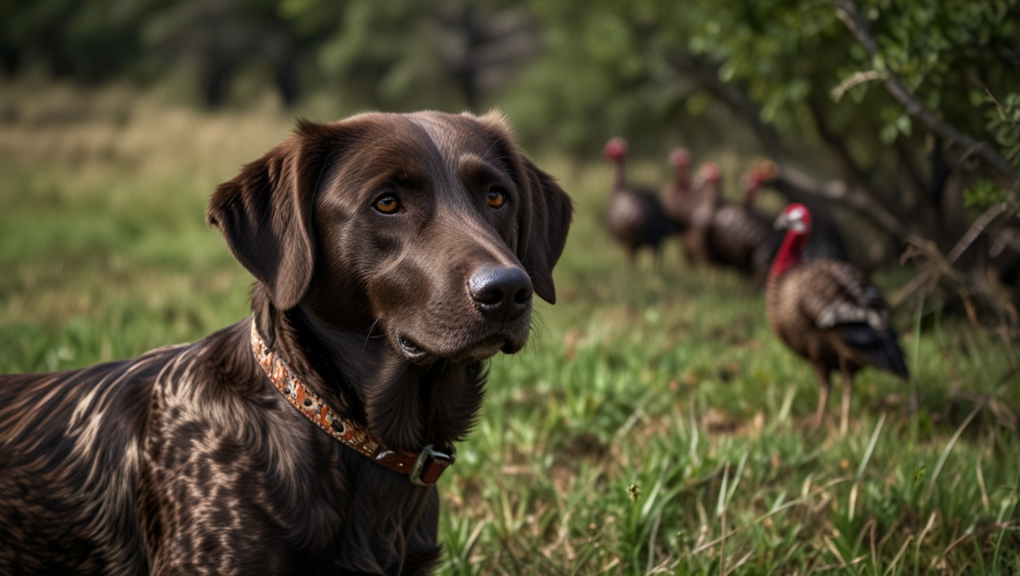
[364,318,381,352]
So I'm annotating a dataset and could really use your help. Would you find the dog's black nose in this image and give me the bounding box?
[469,266,533,321]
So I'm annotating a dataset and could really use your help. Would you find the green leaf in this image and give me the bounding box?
[896,114,912,136]
[964,181,1007,211]
[880,124,900,144]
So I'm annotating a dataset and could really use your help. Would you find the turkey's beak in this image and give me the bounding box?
[774,213,790,230]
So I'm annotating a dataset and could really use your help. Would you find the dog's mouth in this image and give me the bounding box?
[499,336,526,355]
[395,330,527,365]
[397,335,430,364]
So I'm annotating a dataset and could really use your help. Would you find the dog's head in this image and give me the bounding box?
[208,111,572,365]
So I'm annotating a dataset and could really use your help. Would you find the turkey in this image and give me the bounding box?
[604,137,680,262]
[664,159,721,266]
[705,166,784,277]
[662,149,695,226]
[766,203,908,434]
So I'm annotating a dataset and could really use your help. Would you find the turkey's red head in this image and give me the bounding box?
[698,162,721,184]
[741,169,763,205]
[775,203,812,235]
[603,138,628,161]
[741,169,763,193]
[671,148,691,168]
[756,160,778,182]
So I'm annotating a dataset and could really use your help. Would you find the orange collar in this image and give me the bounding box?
[250,321,455,486]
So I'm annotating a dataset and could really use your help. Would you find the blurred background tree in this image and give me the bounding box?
[1,0,153,81]
[294,0,540,112]
[2,0,1019,320]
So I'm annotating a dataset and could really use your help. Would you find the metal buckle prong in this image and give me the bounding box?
[408,444,457,486]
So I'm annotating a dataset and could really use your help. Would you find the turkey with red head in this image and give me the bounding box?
[766,203,908,434]
[706,165,784,277]
[670,160,722,266]
[663,148,695,226]
[756,164,850,262]
[604,137,681,263]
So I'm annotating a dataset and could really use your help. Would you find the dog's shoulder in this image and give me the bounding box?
[142,319,284,453]
[0,333,196,575]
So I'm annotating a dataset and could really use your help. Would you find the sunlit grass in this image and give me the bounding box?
[1,82,1018,574]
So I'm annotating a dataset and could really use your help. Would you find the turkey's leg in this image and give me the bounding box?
[812,364,831,431]
[684,231,706,267]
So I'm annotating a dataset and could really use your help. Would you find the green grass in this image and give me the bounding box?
[1,83,1018,574]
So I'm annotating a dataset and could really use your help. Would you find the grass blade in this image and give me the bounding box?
[857,412,887,481]
[926,403,983,501]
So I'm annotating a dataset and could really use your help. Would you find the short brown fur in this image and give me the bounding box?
[0,111,572,575]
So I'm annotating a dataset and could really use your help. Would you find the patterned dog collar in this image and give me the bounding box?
[250,320,455,486]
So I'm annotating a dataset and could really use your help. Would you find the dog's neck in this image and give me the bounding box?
[252,287,485,454]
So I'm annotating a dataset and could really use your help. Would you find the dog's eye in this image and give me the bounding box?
[487,188,507,209]
[374,196,400,214]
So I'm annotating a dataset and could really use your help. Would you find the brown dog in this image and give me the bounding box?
[0,111,572,575]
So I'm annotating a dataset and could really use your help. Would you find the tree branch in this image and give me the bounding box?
[669,51,912,242]
[833,0,1018,183]
[997,45,1020,72]
[806,98,893,205]
[947,202,1011,264]
[667,52,787,160]
[893,139,927,206]
[766,164,912,240]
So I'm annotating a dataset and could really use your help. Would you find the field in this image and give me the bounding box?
[1,83,1019,574]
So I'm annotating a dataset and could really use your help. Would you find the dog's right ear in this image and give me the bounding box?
[207,120,342,310]
[470,110,573,304]
[516,155,573,304]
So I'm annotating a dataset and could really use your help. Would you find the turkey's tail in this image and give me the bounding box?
[839,324,909,379]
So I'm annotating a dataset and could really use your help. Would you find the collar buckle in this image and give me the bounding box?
[409,444,457,486]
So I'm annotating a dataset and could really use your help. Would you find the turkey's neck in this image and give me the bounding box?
[743,187,758,209]
[612,158,626,190]
[675,166,690,191]
[703,181,719,203]
[770,229,808,278]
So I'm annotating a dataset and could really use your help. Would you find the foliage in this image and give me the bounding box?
[987,92,1020,172]
[504,0,1020,164]
[291,0,469,110]
[964,180,1007,213]
[4,0,1018,182]
[284,0,539,112]
[0,0,539,110]
[0,0,153,81]
[856,0,1020,144]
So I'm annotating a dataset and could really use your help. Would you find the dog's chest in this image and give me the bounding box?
[139,356,438,573]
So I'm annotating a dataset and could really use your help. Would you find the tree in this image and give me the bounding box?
[299,0,540,112]
[142,0,326,107]
[503,0,1020,321]
[0,0,151,81]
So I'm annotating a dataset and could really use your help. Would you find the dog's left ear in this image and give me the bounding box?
[515,156,573,304]
[207,119,342,310]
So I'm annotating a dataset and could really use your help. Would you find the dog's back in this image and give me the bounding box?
[0,342,184,575]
